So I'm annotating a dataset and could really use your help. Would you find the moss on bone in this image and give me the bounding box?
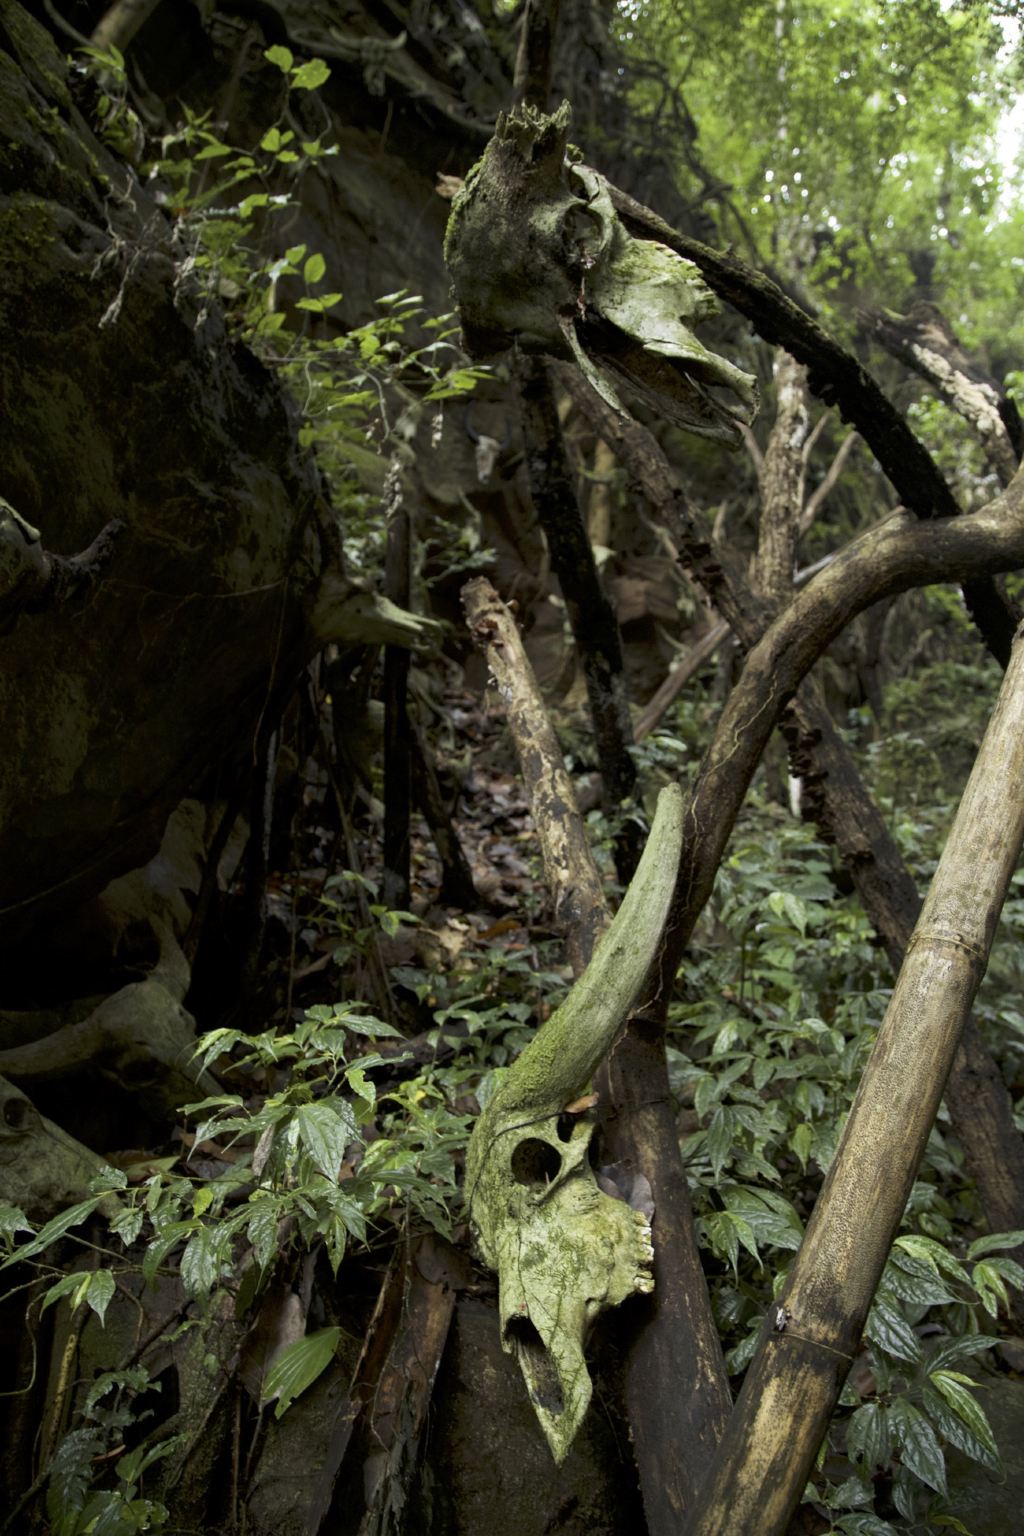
[463,787,679,1462]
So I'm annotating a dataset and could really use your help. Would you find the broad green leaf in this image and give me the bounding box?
[847,1400,890,1473]
[246,1196,280,1270]
[895,1233,968,1280]
[835,1514,898,1536]
[262,1325,340,1416]
[294,1100,357,1178]
[264,45,294,71]
[925,1334,999,1372]
[291,58,331,91]
[0,1203,31,1241]
[304,253,326,284]
[971,1259,1008,1317]
[180,1224,228,1297]
[790,1122,813,1170]
[929,1371,999,1461]
[84,1269,116,1326]
[0,1195,105,1269]
[45,1428,105,1527]
[41,1272,92,1316]
[865,1293,921,1363]
[920,1384,1000,1472]
[889,1396,946,1495]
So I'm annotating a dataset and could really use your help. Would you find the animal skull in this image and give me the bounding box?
[444,102,758,444]
[465,785,683,1461]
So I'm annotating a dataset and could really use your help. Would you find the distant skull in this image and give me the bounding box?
[464,785,683,1462]
[445,102,758,444]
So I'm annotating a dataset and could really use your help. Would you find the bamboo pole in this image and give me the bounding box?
[686,620,1024,1536]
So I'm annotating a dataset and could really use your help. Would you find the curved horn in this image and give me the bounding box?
[486,782,683,1120]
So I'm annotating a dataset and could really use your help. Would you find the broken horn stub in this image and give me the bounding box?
[464,785,682,1461]
[444,102,758,445]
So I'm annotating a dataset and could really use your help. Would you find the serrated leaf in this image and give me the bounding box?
[889,1396,946,1495]
[262,1325,340,1416]
[294,1100,357,1178]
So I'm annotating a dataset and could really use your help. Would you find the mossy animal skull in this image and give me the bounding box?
[445,103,758,444]
[465,785,683,1461]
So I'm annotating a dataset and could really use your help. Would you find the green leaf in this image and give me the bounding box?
[41,1272,92,1317]
[835,1515,900,1536]
[195,140,232,159]
[790,1122,813,1171]
[46,1428,105,1527]
[929,1371,999,1461]
[1,1195,106,1269]
[304,253,327,285]
[180,1224,229,1297]
[84,1269,116,1326]
[889,1396,946,1495]
[0,1203,32,1241]
[966,1229,1024,1260]
[238,192,270,216]
[294,1100,357,1178]
[264,45,294,72]
[290,58,332,91]
[246,1196,280,1270]
[972,1259,1009,1316]
[260,126,283,152]
[262,1325,340,1416]
[847,1400,890,1473]
[865,1293,921,1362]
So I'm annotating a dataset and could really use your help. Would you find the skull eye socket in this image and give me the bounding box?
[562,203,604,264]
[510,1137,561,1187]
[1,1096,34,1133]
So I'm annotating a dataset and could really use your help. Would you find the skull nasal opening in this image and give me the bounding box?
[510,1137,562,1187]
[505,1315,565,1415]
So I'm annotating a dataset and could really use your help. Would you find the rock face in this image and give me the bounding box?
[0,3,327,953]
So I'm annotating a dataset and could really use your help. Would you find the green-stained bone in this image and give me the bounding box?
[445,104,757,444]
[464,784,683,1461]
